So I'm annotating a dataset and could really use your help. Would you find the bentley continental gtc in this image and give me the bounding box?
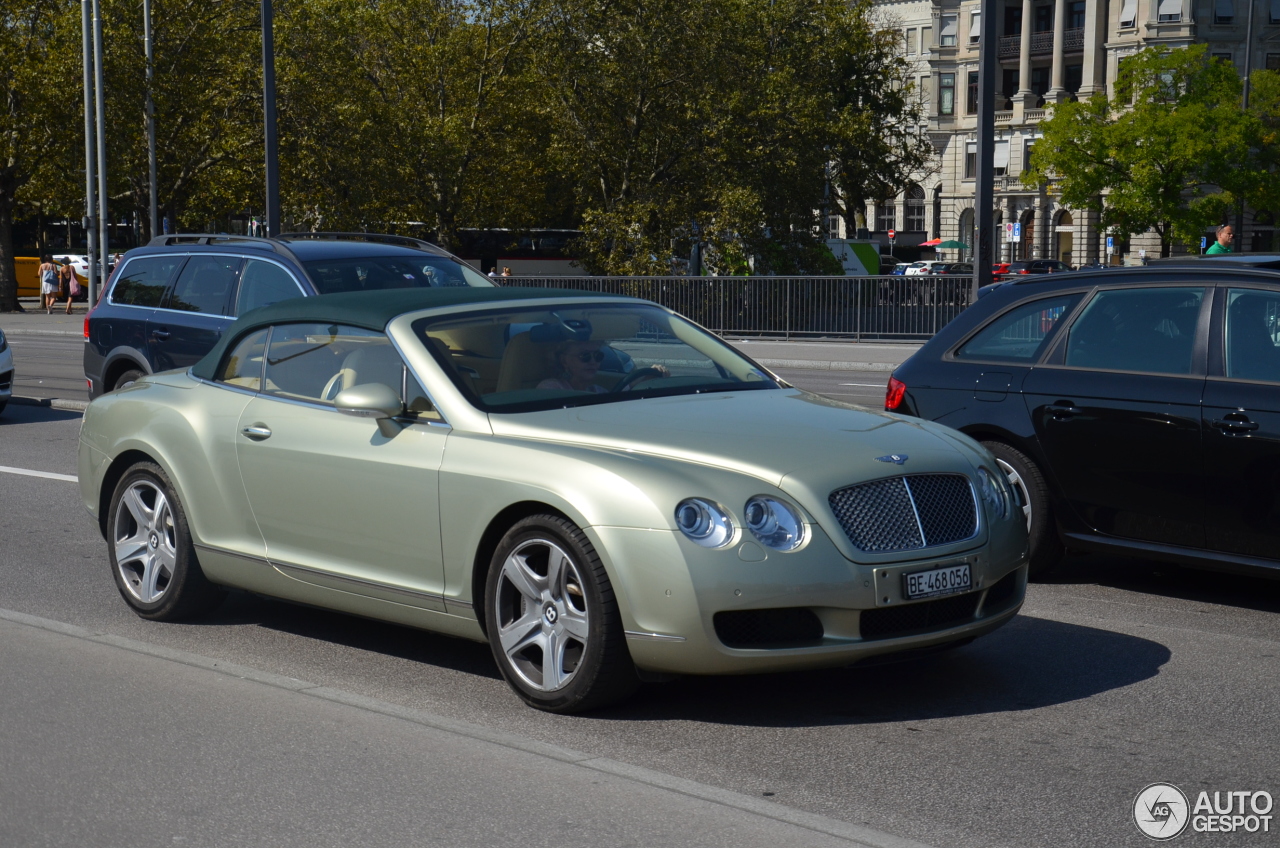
[78,288,1029,712]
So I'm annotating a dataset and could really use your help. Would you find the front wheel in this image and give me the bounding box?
[982,441,1065,579]
[107,461,226,620]
[485,515,638,713]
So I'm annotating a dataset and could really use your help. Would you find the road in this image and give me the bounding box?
[2,334,1279,847]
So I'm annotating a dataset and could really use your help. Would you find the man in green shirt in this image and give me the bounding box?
[1206,224,1234,254]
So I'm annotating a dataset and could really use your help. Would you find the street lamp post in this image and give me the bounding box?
[262,0,280,237]
[81,0,98,299]
[973,0,998,293]
[92,0,108,302]
[145,0,157,240]
[1235,0,1256,253]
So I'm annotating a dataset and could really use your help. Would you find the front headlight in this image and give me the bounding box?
[674,498,734,548]
[743,496,805,551]
[975,468,1009,520]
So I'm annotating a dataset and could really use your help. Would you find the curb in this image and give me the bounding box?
[0,605,940,848]
[755,358,898,372]
[0,328,83,337]
[9,395,89,412]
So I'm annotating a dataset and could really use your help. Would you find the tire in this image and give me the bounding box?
[112,368,145,392]
[106,461,226,620]
[981,441,1065,580]
[485,514,638,713]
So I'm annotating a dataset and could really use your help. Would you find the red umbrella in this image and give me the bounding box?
[920,238,943,246]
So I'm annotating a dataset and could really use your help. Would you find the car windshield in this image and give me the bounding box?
[302,255,494,293]
[412,303,781,412]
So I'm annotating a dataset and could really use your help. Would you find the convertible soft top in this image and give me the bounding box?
[190,286,632,381]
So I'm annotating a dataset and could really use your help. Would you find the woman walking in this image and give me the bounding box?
[58,258,80,314]
[37,255,59,313]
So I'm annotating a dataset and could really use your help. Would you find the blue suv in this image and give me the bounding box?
[84,232,494,397]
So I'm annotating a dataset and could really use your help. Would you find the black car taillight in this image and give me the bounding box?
[885,375,907,411]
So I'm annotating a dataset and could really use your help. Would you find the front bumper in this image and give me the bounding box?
[0,345,13,402]
[591,523,1027,676]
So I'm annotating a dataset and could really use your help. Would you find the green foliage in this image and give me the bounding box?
[1026,45,1272,257]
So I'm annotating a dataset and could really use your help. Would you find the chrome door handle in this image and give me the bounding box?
[151,329,170,340]
[241,425,272,441]
[1047,402,1081,420]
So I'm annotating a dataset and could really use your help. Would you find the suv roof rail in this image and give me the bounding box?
[278,231,445,253]
[146,233,304,265]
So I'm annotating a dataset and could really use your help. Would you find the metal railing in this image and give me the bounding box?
[505,275,977,341]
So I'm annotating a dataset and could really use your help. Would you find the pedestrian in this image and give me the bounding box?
[58,257,80,314]
[501,266,513,277]
[1206,224,1234,254]
[37,254,59,313]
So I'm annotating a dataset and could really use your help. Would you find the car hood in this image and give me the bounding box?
[487,389,979,491]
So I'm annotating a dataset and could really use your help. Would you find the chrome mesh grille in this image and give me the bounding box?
[829,474,977,553]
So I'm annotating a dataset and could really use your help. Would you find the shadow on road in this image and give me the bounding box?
[595,614,1169,726]
[1046,553,1280,616]
[0,403,83,426]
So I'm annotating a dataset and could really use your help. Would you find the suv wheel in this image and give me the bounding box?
[982,441,1065,579]
[112,368,145,392]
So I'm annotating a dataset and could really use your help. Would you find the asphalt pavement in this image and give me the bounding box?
[3,352,1280,846]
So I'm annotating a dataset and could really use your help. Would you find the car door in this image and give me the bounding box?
[1202,285,1280,561]
[231,257,309,316]
[104,254,187,365]
[148,254,242,371]
[1022,285,1210,547]
[234,322,449,603]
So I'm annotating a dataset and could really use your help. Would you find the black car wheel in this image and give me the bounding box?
[485,514,638,713]
[112,368,145,392]
[982,441,1065,579]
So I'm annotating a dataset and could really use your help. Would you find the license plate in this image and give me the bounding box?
[903,563,972,600]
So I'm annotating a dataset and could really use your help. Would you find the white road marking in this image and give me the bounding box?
[0,465,77,483]
[838,383,887,388]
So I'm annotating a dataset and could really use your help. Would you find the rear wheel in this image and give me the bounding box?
[981,441,1065,579]
[112,368,145,392]
[107,461,225,620]
[485,515,638,713]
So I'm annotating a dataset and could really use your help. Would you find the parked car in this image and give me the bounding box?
[934,262,974,275]
[883,262,909,275]
[83,232,494,398]
[905,261,950,276]
[0,327,11,416]
[1003,260,1071,277]
[991,263,1013,280]
[886,264,1280,579]
[79,287,1029,712]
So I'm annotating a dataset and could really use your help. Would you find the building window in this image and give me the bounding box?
[1119,0,1137,27]
[1003,68,1020,101]
[965,141,977,179]
[828,215,842,239]
[994,140,1010,176]
[1217,52,1237,68]
[1272,0,1280,23]
[1024,141,1036,174]
[906,28,917,55]
[876,203,896,233]
[1267,54,1280,70]
[921,26,932,51]
[940,15,958,46]
[920,75,932,109]
[1068,0,1086,28]
[940,73,956,115]
[1004,5,1022,35]
[1215,0,1234,24]
[1066,64,1083,94]
[970,10,981,42]
[1034,4,1053,31]
[1157,0,1183,21]
[1032,67,1051,99]
[905,185,926,231]
[967,71,979,113]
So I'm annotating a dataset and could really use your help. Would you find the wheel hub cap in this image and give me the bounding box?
[494,539,590,693]
[113,480,177,605]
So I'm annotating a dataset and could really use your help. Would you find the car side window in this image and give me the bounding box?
[164,255,242,315]
[262,323,436,419]
[954,293,1083,363]
[110,255,185,307]
[1225,288,1280,383]
[1064,287,1205,375]
[236,260,305,315]
[216,329,268,391]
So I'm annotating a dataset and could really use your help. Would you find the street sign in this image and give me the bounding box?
[1201,236,1208,252]
[887,229,896,240]
[1013,222,1022,240]
[1107,236,1114,251]
[1005,223,1015,242]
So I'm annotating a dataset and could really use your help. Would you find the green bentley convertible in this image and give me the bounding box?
[78,287,1029,712]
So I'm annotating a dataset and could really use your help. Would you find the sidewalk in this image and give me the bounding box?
[0,298,86,337]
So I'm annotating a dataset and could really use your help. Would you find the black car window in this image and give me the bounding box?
[1065,287,1205,375]
[236,259,305,315]
[164,255,241,315]
[110,255,185,307]
[216,329,268,391]
[301,256,490,293]
[1225,288,1280,383]
[955,293,1084,363]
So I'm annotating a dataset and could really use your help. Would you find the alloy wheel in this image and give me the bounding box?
[493,538,590,692]
[113,481,178,604]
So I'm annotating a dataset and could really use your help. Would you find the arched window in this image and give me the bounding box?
[905,185,926,231]
[876,202,896,233]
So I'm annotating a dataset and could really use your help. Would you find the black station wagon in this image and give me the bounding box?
[84,232,493,397]
[887,261,1280,579]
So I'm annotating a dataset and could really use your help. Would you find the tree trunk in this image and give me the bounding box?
[0,203,17,312]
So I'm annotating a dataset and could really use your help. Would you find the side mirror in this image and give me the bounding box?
[334,383,405,436]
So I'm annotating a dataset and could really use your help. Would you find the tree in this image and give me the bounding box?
[1026,45,1253,257]
[1,1,81,311]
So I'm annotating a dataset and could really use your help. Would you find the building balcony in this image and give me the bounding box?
[998,28,1084,57]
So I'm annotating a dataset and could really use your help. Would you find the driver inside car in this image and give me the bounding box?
[538,339,669,393]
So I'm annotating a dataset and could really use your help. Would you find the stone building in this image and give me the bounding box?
[855,0,1280,265]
